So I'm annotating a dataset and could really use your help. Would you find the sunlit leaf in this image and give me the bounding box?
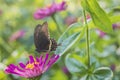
[0,71,6,80]
[51,70,68,80]
[81,0,113,33]
[88,15,120,29]
[110,15,120,23]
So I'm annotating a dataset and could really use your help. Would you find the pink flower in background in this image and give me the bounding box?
[81,14,91,22]
[62,66,69,74]
[97,23,120,38]
[112,23,120,29]
[0,9,2,15]
[34,1,67,19]
[9,30,25,42]
[110,64,116,71]
[5,53,59,79]
[64,16,77,26]
[97,30,106,38]
[112,24,117,29]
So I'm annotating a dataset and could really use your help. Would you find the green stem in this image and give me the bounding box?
[51,15,62,34]
[0,50,1,62]
[83,10,90,68]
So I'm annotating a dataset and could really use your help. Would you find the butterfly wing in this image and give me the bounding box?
[34,22,50,52]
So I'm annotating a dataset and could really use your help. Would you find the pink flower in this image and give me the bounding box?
[110,64,116,71]
[64,16,77,26]
[9,30,25,42]
[62,66,69,74]
[97,30,106,38]
[112,23,120,29]
[112,24,117,29]
[0,9,2,16]
[34,1,67,19]
[5,53,59,79]
[81,14,91,22]
[97,23,120,38]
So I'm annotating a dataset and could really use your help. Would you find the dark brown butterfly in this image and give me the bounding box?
[34,22,58,53]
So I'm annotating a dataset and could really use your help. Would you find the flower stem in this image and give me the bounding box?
[51,15,62,34]
[83,10,90,68]
[0,50,1,62]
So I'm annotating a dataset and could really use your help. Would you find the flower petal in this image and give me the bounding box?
[29,55,34,63]
[19,62,26,69]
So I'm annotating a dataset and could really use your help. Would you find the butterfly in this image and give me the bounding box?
[34,22,58,53]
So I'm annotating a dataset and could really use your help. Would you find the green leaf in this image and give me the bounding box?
[93,67,113,80]
[81,0,113,33]
[88,15,120,29]
[80,74,98,80]
[65,54,87,74]
[55,23,84,55]
[110,15,120,23]
[51,70,68,80]
[67,54,113,80]
[80,67,113,80]
[0,71,7,80]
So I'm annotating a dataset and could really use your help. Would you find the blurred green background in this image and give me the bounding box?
[0,0,120,80]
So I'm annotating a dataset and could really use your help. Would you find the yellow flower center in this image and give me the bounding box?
[25,57,39,69]
[47,4,52,8]
[26,63,34,69]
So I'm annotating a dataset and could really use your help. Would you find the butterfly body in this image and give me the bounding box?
[34,22,58,53]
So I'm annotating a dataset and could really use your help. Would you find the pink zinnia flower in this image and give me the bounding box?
[9,30,25,42]
[34,1,67,19]
[5,53,59,79]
